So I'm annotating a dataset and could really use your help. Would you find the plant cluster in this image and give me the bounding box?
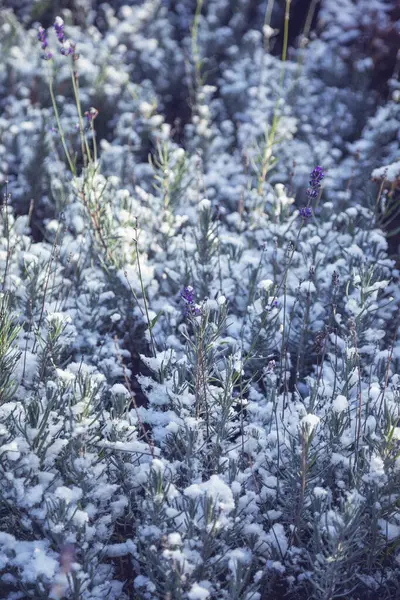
[0,2,399,599]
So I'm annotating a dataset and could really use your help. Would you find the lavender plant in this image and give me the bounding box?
[0,2,399,600]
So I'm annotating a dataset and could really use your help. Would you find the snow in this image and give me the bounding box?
[266,524,288,556]
[47,312,72,324]
[300,414,320,434]
[378,520,400,541]
[299,281,316,294]
[44,439,69,467]
[363,454,386,484]
[29,547,58,581]
[1,441,21,461]
[372,160,400,182]
[23,485,44,507]
[91,484,118,502]
[56,369,75,383]
[110,383,130,396]
[188,583,210,599]
[228,548,252,573]
[167,533,183,546]
[54,486,83,504]
[313,487,329,499]
[199,198,211,211]
[151,458,165,473]
[1,3,400,598]
[72,510,89,527]
[365,415,377,433]
[332,395,348,413]
[184,475,235,512]
[258,279,273,292]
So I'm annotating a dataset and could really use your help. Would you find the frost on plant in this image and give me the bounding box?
[0,2,399,600]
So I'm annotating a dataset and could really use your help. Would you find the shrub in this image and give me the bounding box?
[0,2,399,599]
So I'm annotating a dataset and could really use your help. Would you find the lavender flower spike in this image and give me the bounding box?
[37,26,49,49]
[85,107,99,123]
[37,26,52,60]
[54,16,65,43]
[60,41,74,56]
[306,165,325,201]
[299,206,312,219]
[181,285,195,306]
[180,285,200,316]
[309,165,324,187]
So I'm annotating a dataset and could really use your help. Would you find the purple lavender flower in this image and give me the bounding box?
[180,286,201,316]
[53,17,76,58]
[269,299,279,311]
[306,165,324,202]
[299,206,312,219]
[60,45,73,56]
[331,271,340,287]
[305,187,319,201]
[54,17,65,43]
[84,107,99,123]
[309,165,324,186]
[37,27,48,49]
[37,26,53,59]
[181,285,194,305]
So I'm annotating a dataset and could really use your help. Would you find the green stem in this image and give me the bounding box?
[192,0,204,86]
[258,0,292,193]
[91,121,98,164]
[294,0,320,85]
[70,66,92,165]
[236,221,304,385]
[49,77,76,177]
[134,225,157,358]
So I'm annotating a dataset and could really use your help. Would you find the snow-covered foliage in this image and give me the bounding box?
[0,1,399,599]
